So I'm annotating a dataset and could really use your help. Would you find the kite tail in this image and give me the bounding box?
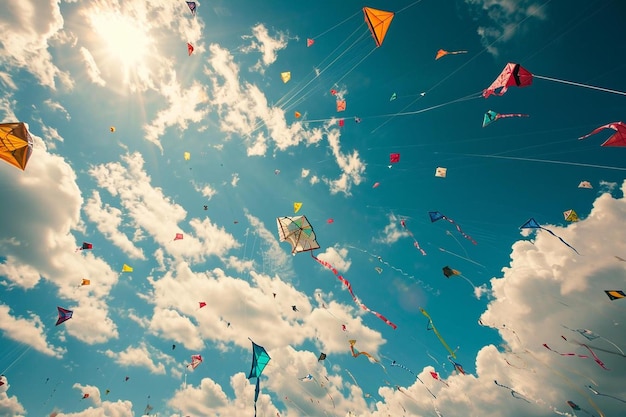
[421,308,457,358]
[311,253,397,329]
[540,227,580,255]
[578,343,609,370]
[254,378,260,417]
[543,343,589,358]
[444,217,477,245]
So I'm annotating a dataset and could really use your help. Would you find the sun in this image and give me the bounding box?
[89,11,154,83]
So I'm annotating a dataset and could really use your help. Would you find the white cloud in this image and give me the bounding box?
[43,98,70,120]
[0,376,25,416]
[60,383,134,417]
[0,304,65,357]
[240,24,289,73]
[40,124,64,149]
[230,173,240,187]
[374,213,408,244]
[193,182,217,200]
[104,342,168,374]
[322,124,366,195]
[79,46,106,86]
[317,245,351,273]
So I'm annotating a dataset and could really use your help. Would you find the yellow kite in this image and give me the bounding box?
[563,209,579,222]
[184,152,191,161]
[363,7,394,47]
[294,202,302,213]
[122,264,133,272]
[0,122,33,170]
[281,72,291,83]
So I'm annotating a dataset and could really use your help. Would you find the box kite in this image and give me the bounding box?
[0,122,33,170]
[363,7,394,47]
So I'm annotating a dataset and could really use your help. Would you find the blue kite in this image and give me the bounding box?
[248,338,271,417]
[520,218,579,254]
[56,307,73,326]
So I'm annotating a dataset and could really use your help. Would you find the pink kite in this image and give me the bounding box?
[336,100,346,112]
[578,121,626,146]
[372,182,380,188]
[174,233,183,241]
[307,38,314,47]
[187,43,194,56]
[389,153,400,164]
[483,63,533,98]
[199,301,207,308]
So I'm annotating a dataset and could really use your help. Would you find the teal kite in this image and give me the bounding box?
[482,110,529,127]
[248,338,271,417]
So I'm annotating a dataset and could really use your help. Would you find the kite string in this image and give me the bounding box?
[534,74,626,96]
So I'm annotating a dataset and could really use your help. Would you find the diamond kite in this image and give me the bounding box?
[482,110,529,127]
[248,339,271,417]
[186,1,196,15]
[281,71,291,83]
[435,167,447,178]
[605,290,625,300]
[276,216,320,254]
[578,121,626,146]
[76,242,93,252]
[435,49,467,60]
[520,218,579,254]
[363,7,394,47]
[121,264,133,272]
[563,209,579,222]
[0,122,33,171]
[483,63,533,98]
[56,307,73,326]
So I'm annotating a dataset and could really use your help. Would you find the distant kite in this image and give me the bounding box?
[482,110,529,127]
[187,354,203,370]
[435,49,467,60]
[389,153,400,167]
[199,301,207,308]
[307,38,314,47]
[294,111,301,119]
[605,290,625,300]
[80,279,90,286]
[56,307,73,326]
[435,167,447,178]
[520,218,579,254]
[578,181,593,189]
[110,126,116,132]
[0,122,33,170]
[318,352,327,361]
[281,72,291,83]
[363,7,394,47]
[184,152,190,160]
[121,264,133,272]
[483,63,533,98]
[293,202,302,214]
[336,100,346,112]
[174,233,183,241]
[563,210,579,222]
[373,182,380,188]
[429,211,476,244]
[187,43,194,56]
[579,121,626,147]
[76,242,93,252]
[186,1,196,15]
[389,93,397,101]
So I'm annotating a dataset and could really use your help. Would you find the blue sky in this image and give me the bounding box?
[0,0,625,416]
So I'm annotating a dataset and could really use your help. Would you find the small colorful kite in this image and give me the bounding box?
[82,393,89,399]
[248,339,271,417]
[326,218,334,224]
[520,218,579,254]
[389,92,397,101]
[563,209,579,222]
[420,308,456,358]
[187,43,194,56]
[110,126,116,132]
[374,266,382,274]
[389,153,400,167]
[56,307,73,326]
[363,7,394,47]
[307,38,314,47]
[372,182,380,188]
[578,181,593,189]
[318,352,327,361]
[579,121,626,146]
[76,242,93,252]
[121,264,133,272]
[199,301,207,308]
[293,202,302,214]
[81,279,90,286]
[187,354,203,370]
[330,89,338,96]
[483,63,533,98]
[482,110,529,127]
[435,49,467,60]
[186,1,196,15]
[0,122,33,171]
[280,72,291,83]
[429,211,476,245]
[400,219,426,255]
[435,167,447,178]
[174,233,183,241]
[294,111,301,119]
[338,119,345,127]
[605,290,625,300]
[336,100,346,112]
[184,152,190,160]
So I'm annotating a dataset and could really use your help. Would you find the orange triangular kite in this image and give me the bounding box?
[363,7,394,47]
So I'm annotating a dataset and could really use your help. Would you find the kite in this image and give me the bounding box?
[291,305,298,312]
[389,153,400,164]
[390,360,436,398]
[435,49,467,60]
[562,325,624,356]
[330,89,338,96]
[280,72,291,83]
[336,100,346,112]
[121,264,133,272]
[318,352,326,361]
[124,376,129,382]
[483,63,533,98]
[448,355,466,374]
[563,210,579,222]
[184,152,190,160]
[374,266,382,274]
[338,119,345,127]
[400,219,426,255]
[307,38,314,47]
[372,182,380,188]
[110,126,115,132]
[389,93,397,101]
[566,400,596,416]
[80,279,90,286]
[430,371,449,387]
[0,122,34,170]
[442,265,483,297]
[578,121,626,146]
[293,202,302,213]
[203,205,208,210]
[363,7,394,47]
[578,181,593,189]
[248,339,271,417]
[354,117,362,123]
[605,290,625,300]
[435,167,447,178]
[105,389,110,395]
[187,354,203,370]
[56,307,73,326]
[520,218,579,254]
[326,218,334,224]
[294,111,301,119]
[276,216,320,254]
[274,169,280,175]
[429,211,477,245]
[199,301,207,308]
[186,1,196,15]
[172,344,176,350]
[174,233,184,240]
[494,380,531,403]
[82,393,89,399]
[187,42,194,56]
[543,337,609,370]
[348,339,379,363]
[420,308,456,358]
[76,242,93,252]
[482,110,529,127]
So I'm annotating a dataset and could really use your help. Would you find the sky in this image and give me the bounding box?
[0,0,625,416]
